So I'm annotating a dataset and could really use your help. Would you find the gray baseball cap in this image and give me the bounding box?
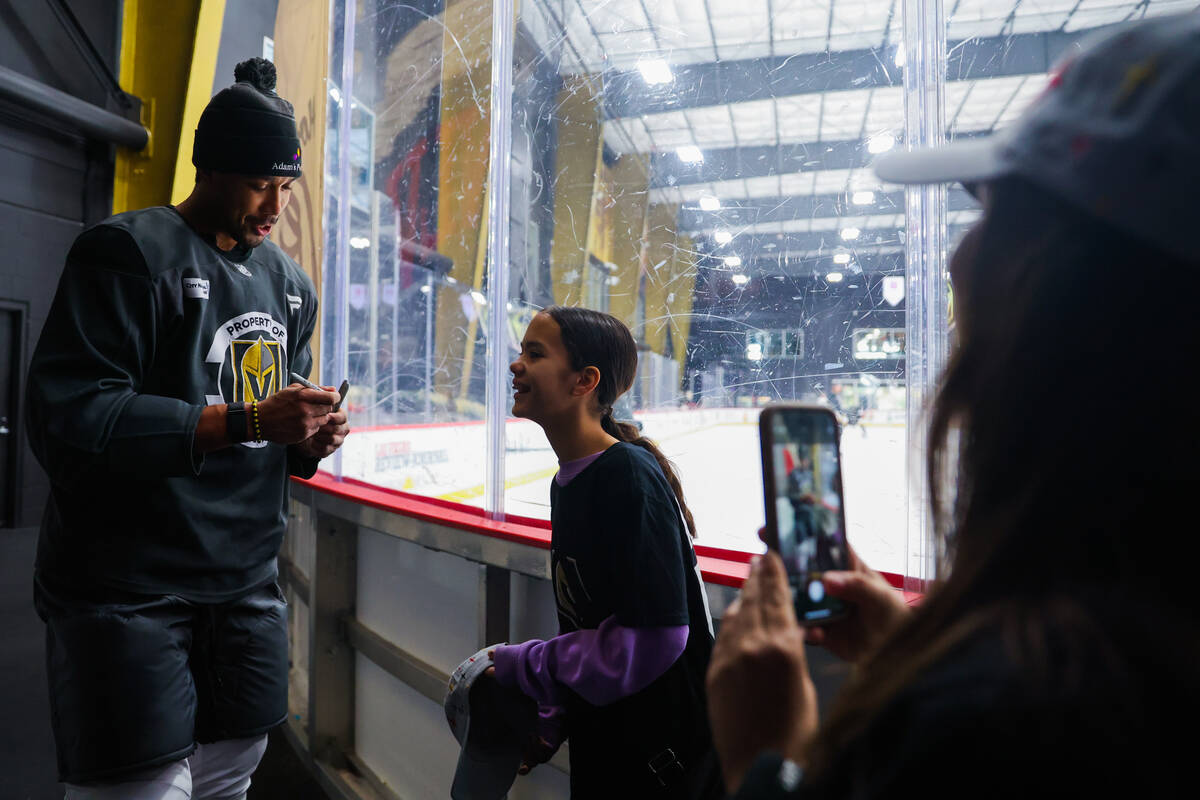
[444,645,537,800]
[874,12,1200,262]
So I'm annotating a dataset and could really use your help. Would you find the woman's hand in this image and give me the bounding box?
[800,544,912,663]
[707,553,817,796]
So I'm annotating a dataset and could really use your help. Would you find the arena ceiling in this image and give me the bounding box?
[522,0,1197,273]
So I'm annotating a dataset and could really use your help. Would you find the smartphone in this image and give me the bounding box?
[332,379,350,413]
[759,405,852,624]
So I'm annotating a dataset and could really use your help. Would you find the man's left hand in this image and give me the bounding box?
[292,397,349,459]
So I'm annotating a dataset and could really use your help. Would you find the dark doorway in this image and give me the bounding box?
[0,301,25,529]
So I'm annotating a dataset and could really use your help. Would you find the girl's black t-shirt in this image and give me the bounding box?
[549,442,722,798]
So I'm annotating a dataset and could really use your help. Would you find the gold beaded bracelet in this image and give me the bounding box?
[250,399,263,443]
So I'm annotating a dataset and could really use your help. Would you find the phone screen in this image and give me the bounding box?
[762,407,850,623]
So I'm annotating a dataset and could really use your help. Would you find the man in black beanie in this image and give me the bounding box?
[25,58,348,799]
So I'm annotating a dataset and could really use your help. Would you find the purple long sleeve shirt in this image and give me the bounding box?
[492,617,689,746]
[493,616,690,706]
[492,449,691,747]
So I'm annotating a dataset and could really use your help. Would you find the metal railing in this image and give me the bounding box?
[0,65,147,150]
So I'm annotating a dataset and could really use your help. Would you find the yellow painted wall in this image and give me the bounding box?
[668,232,697,368]
[549,75,602,306]
[272,0,330,378]
[545,86,695,368]
[112,0,203,213]
[376,16,445,160]
[642,202,677,356]
[433,0,492,406]
[169,0,226,205]
[586,157,616,272]
[603,155,650,329]
[643,203,698,368]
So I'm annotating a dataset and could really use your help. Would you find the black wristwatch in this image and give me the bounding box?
[226,401,250,443]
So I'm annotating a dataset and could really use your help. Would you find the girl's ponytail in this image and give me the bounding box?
[600,410,697,538]
[546,305,699,538]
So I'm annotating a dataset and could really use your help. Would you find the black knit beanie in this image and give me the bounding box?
[192,58,302,178]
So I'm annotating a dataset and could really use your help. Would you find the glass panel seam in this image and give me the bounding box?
[902,0,947,590]
[485,0,515,518]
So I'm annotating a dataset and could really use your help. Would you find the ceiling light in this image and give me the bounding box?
[714,230,733,244]
[637,58,674,85]
[852,191,875,205]
[445,276,458,285]
[833,252,851,265]
[894,44,905,68]
[349,236,370,249]
[746,342,763,361]
[420,284,432,294]
[470,290,487,305]
[731,273,749,285]
[867,133,895,154]
[840,227,861,241]
[677,145,704,163]
[826,271,844,282]
[329,86,342,103]
[724,256,742,267]
[699,195,721,211]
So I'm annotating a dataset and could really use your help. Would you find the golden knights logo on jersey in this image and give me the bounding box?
[231,336,282,402]
[204,312,289,448]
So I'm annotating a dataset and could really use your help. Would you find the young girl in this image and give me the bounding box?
[489,306,723,799]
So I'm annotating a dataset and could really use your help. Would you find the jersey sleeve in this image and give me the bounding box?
[286,267,321,479]
[599,452,691,628]
[288,265,319,383]
[26,226,205,487]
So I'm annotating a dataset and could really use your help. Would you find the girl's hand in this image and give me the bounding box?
[706,553,817,796]
[800,544,912,663]
[518,736,557,775]
[485,653,559,775]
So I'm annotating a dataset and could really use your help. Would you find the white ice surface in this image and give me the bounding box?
[498,421,908,576]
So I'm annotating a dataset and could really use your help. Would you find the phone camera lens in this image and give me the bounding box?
[807,580,825,603]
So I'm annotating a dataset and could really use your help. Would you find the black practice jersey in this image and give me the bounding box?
[27,207,319,602]
[549,442,720,796]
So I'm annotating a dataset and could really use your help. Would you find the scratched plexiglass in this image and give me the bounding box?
[500,0,910,561]
[315,0,1185,569]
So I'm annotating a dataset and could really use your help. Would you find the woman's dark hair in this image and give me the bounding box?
[543,306,697,538]
[805,175,1200,772]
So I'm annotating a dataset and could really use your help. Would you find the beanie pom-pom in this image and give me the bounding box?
[234,58,277,92]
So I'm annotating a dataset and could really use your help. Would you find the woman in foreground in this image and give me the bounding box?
[707,14,1200,798]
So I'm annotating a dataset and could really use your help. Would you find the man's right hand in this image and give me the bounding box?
[256,384,340,444]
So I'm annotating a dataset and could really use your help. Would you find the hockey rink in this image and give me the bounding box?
[340,410,909,575]
[503,418,907,575]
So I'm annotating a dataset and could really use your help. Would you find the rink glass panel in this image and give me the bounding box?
[316,0,1193,573]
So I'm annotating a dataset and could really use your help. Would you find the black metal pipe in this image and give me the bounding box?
[0,64,148,150]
